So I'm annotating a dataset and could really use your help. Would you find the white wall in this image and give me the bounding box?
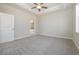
[0,4,36,40]
[38,7,74,39]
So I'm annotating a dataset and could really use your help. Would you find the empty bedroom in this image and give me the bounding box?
[0,3,79,55]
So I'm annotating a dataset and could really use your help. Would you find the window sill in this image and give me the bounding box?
[75,32,79,35]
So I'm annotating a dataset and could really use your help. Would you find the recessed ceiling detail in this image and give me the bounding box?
[14,3,74,15]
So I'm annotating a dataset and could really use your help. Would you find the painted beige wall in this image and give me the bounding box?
[0,4,37,39]
[38,7,74,39]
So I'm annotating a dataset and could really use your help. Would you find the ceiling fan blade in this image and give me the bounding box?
[31,7,36,9]
[38,9,41,12]
[34,3,38,5]
[40,3,43,5]
[42,6,48,9]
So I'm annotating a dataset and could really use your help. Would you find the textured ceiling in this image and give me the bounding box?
[26,3,62,13]
[27,3,61,8]
[8,3,74,15]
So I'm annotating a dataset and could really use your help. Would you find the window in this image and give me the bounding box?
[76,4,79,33]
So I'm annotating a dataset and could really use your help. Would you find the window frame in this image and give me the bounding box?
[76,4,79,33]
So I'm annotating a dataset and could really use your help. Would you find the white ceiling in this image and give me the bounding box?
[14,3,74,15]
[27,3,61,8]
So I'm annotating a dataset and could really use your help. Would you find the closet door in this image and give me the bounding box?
[0,13,14,43]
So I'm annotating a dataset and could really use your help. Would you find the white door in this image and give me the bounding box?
[0,13,14,43]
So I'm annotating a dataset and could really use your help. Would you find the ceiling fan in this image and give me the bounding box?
[31,3,48,12]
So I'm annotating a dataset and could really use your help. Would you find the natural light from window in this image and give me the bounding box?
[76,4,79,33]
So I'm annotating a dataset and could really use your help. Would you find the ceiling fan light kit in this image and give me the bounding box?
[31,3,48,12]
[37,5,41,9]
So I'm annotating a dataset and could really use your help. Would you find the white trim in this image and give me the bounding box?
[15,35,32,40]
[73,33,79,50]
[15,33,72,40]
[73,39,79,50]
[15,33,38,40]
[39,34,72,40]
[75,32,79,35]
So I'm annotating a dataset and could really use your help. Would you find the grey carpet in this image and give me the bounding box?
[0,35,79,55]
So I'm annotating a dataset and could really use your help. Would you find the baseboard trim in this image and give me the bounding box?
[73,39,79,50]
[15,33,38,40]
[15,33,72,40]
[39,34,72,40]
[15,35,32,40]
